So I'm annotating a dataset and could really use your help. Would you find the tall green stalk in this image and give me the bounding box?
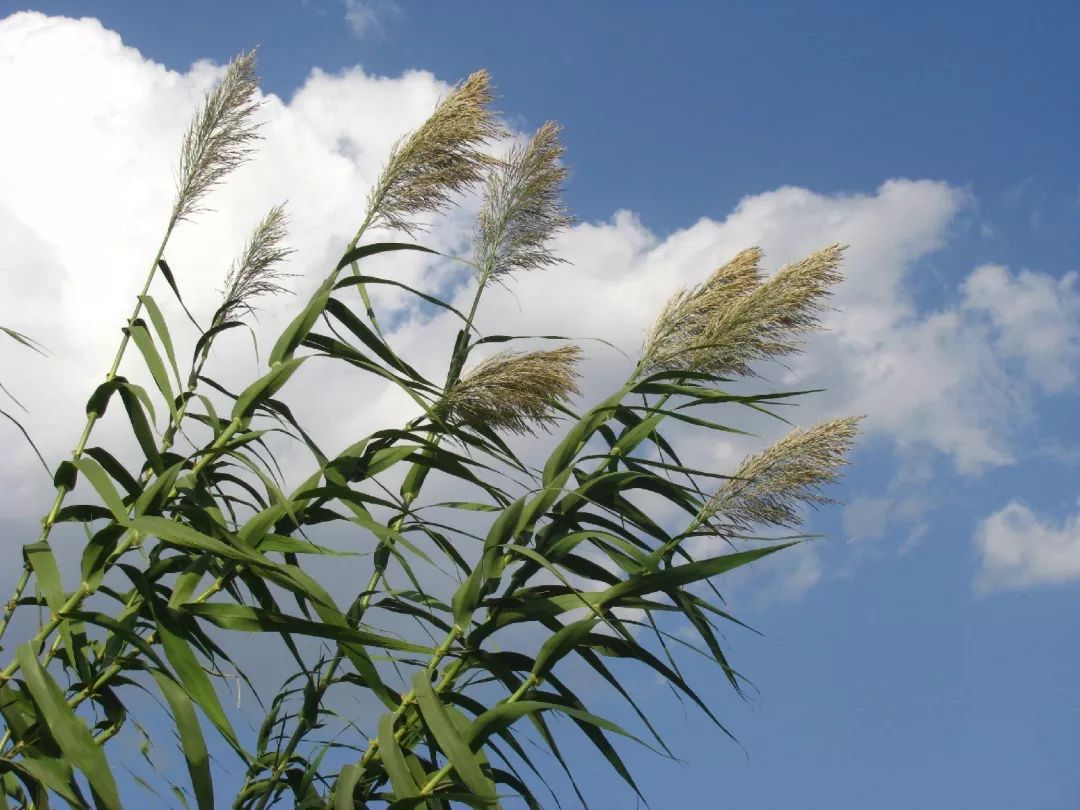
[241,227,494,810]
[0,47,262,669]
[0,226,170,643]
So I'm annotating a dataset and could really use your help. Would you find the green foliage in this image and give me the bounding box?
[0,52,860,809]
[0,326,48,475]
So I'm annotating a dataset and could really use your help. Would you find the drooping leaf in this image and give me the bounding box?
[152,670,214,810]
[16,645,122,809]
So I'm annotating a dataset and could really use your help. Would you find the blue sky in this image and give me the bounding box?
[1,2,1078,808]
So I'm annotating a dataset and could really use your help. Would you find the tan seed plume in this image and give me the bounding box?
[703,416,862,534]
[474,121,572,280]
[439,346,582,435]
[216,204,295,325]
[174,50,263,223]
[366,70,501,236]
[642,244,845,378]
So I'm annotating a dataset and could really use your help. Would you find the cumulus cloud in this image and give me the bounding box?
[962,264,1080,393]
[975,500,1080,591]
[458,179,1072,480]
[1,11,1077,605]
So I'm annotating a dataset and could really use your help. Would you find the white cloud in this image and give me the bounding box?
[962,263,1080,393]
[975,500,1080,591]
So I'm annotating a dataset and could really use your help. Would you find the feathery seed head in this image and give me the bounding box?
[641,244,846,378]
[473,121,572,280]
[174,50,263,223]
[216,204,294,324]
[366,70,501,235]
[438,345,582,435]
[702,416,862,534]
[643,247,762,373]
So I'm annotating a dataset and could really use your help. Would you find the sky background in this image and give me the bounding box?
[1,2,1079,808]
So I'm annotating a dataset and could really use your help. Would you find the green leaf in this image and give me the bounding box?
[605,542,796,603]
[324,297,431,384]
[0,682,45,752]
[85,378,123,419]
[334,242,439,274]
[72,458,128,522]
[152,671,214,810]
[532,618,600,679]
[151,603,242,756]
[182,603,432,654]
[132,460,184,517]
[128,516,255,564]
[467,699,644,752]
[232,357,305,421]
[167,556,213,610]
[0,407,49,477]
[127,319,177,420]
[269,275,334,365]
[378,713,421,800]
[156,258,201,328]
[608,411,666,458]
[62,610,169,672]
[1,325,47,355]
[192,321,242,363]
[14,753,88,807]
[332,240,440,338]
[23,543,65,617]
[542,387,628,485]
[83,447,142,499]
[138,295,182,390]
[23,541,87,682]
[412,671,496,803]
[333,274,468,324]
[117,382,163,474]
[258,534,356,556]
[367,444,426,477]
[16,645,122,809]
[332,764,362,810]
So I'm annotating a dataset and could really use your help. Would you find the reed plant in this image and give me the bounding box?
[0,51,860,809]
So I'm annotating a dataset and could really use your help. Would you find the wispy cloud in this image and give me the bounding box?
[843,496,892,543]
[344,0,400,40]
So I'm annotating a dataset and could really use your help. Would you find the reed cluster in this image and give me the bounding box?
[0,49,860,810]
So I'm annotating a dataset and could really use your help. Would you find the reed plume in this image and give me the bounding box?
[642,244,845,378]
[702,416,862,533]
[439,345,582,435]
[365,70,500,236]
[473,121,572,280]
[216,204,294,325]
[174,50,263,223]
